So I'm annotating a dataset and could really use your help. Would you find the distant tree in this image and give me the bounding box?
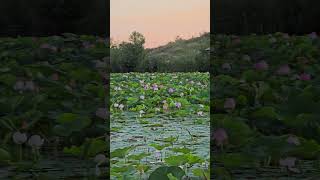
[118,31,146,72]
[129,31,145,47]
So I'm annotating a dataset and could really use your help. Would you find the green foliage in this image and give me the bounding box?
[149,166,185,180]
[212,34,320,178]
[111,32,210,72]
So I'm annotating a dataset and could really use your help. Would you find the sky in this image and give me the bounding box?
[111,0,210,48]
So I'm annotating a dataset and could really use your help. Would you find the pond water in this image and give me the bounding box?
[111,112,210,178]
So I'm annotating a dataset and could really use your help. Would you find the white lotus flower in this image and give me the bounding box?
[27,135,44,149]
[197,111,204,116]
[139,110,145,114]
[155,150,161,161]
[12,131,27,144]
[119,104,124,110]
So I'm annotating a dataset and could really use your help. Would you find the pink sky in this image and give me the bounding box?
[111,0,210,48]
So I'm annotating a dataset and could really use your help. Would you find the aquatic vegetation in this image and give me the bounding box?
[212,33,320,178]
[111,72,209,179]
[0,34,108,178]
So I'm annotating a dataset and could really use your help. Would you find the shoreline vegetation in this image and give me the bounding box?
[111,31,210,73]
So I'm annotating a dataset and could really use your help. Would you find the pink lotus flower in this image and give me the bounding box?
[152,84,158,91]
[276,64,291,75]
[254,61,269,71]
[213,128,228,146]
[168,88,175,93]
[299,73,311,81]
[224,98,236,110]
[308,32,318,39]
[175,102,182,109]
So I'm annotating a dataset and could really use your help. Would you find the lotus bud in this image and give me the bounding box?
[254,60,269,71]
[276,64,290,75]
[299,73,311,81]
[213,128,228,146]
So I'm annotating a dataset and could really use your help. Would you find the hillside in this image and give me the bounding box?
[110,32,210,72]
[143,32,210,72]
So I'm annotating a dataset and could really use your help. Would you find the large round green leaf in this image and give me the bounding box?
[149,166,185,180]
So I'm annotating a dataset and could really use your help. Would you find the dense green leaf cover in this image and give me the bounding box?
[212,33,320,178]
[0,34,108,178]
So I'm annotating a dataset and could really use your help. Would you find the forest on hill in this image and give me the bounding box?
[110,32,210,72]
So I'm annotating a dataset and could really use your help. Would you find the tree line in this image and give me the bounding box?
[110,32,210,73]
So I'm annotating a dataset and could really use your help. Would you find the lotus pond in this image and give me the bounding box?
[212,33,320,179]
[0,34,108,179]
[110,73,210,179]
